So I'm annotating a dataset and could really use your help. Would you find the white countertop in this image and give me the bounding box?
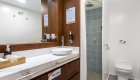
[0,47,79,80]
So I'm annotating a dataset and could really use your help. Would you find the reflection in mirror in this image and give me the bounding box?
[0,0,42,44]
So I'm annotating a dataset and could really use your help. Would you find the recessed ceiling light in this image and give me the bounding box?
[2,7,10,12]
[17,0,26,4]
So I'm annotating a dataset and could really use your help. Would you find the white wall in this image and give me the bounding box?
[80,0,87,80]
[102,0,110,79]
[107,0,140,79]
[0,2,42,44]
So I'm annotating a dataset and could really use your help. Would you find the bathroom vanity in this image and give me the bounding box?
[0,47,80,80]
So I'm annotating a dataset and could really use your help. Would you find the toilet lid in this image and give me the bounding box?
[115,62,132,70]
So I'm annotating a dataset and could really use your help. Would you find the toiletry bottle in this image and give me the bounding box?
[69,30,73,43]
[4,45,12,59]
[43,33,47,40]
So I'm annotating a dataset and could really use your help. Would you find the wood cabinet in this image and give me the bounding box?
[30,72,48,80]
[65,59,80,80]
[69,72,80,80]
[31,59,80,80]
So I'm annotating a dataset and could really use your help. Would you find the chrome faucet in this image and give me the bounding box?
[61,36,64,47]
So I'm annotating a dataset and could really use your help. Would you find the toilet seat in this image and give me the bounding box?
[115,62,132,71]
[115,61,132,73]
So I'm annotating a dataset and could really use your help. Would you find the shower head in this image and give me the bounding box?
[86,3,94,7]
[86,0,102,10]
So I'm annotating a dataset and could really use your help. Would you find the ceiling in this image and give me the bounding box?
[0,0,41,13]
[86,0,102,10]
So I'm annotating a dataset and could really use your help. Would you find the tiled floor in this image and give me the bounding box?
[108,75,134,80]
[108,75,117,80]
[87,71,102,80]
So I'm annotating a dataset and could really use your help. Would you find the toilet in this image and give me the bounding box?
[115,60,132,80]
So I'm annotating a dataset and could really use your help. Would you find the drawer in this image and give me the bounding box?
[31,66,65,80]
[69,72,80,80]
[65,59,80,80]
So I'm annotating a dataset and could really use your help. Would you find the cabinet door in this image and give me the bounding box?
[48,66,65,80]
[31,66,65,80]
[65,59,80,80]
[30,73,48,80]
[69,72,80,80]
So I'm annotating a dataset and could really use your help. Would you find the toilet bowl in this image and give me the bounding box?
[115,60,132,80]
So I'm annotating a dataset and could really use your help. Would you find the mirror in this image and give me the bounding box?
[0,0,42,44]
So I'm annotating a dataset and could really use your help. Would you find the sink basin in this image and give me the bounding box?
[51,48,73,56]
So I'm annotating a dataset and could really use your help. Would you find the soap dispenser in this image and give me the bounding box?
[4,45,12,59]
[69,30,73,43]
[43,33,47,40]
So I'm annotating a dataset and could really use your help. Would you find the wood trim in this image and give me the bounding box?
[0,42,58,53]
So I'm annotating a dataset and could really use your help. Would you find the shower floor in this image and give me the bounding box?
[87,71,102,80]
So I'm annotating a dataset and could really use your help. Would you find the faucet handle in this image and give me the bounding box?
[61,36,64,41]
[61,36,64,47]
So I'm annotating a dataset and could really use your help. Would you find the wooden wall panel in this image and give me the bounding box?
[48,0,55,34]
[42,0,64,43]
[48,0,64,44]
[41,0,48,37]
[63,0,80,46]
[54,0,64,45]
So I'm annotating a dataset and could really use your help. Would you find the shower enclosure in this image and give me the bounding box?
[86,0,102,80]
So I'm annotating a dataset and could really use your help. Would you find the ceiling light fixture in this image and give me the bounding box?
[17,0,26,4]
[2,7,10,12]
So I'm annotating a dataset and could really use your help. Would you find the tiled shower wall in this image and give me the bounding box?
[86,7,102,73]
